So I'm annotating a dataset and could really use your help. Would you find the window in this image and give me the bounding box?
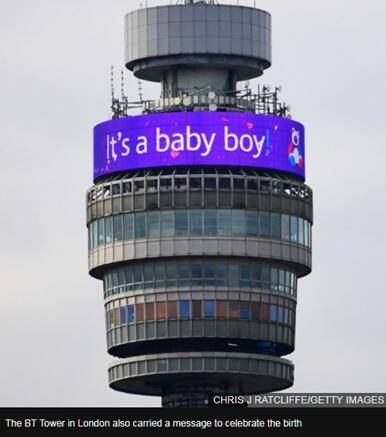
[270,305,277,322]
[98,219,105,246]
[147,211,160,238]
[281,214,290,241]
[111,272,119,291]
[145,302,154,321]
[271,268,278,291]
[261,266,270,285]
[260,180,270,192]
[290,216,298,243]
[218,210,231,236]
[232,210,245,237]
[204,209,217,236]
[234,178,244,190]
[284,308,289,324]
[147,179,158,192]
[203,264,215,286]
[127,305,135,323]
[204,300,215,318]
[167,301,178,319]
[123,182,132,193]
[160,178,171,191]
[216,300,227,318]
[189,210,203,236]
[113,309,119,327]
[229,301,239,319]
[277,306,284,323]
[252,265,261,288]
[166,263,177,287]
[156,302,166,320]
[178,263,190,287]
[105,216,113,244]
[279,270,285,292]
[123,214,133,241]
[247,179,258,191]
[175,177,187,190]
[240,302,250,320]
[135,212,146,239]
[219,178,231,189]
[88,223,92,250]
[93,221,98,249]
[134,180,144,192]
[147,360,156,373]
[240,266,250,288]
[113,215,123,242]
[229,263,239,288]
[246,211,258,237]
[192,300,202,318]
[144,265,153,289]
[298,218,304,246]
[134,267,142,290]
[217,262,227,287]
[272,181,282,194]
[125,267,133,290]
[260,212,270,237]
[179,300,190,318]
[157,359,167,372]
[161,211,174,237]
[304,221,309,247]
[204,177,216,189]
[136,303,144,322]
[175,210,188,236]
[120,306,127,325]
[96,211,309,247]
[271,213,281,240]
[261,303,270,321]
[155,264,165,288]
[118,269,125,288]
[290,273,295,296]
[189,177,202,189]
[251,302,260,321]
[192,263,202,287]
[102,258,299,299]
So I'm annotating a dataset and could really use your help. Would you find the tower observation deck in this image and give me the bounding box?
[87,0,313,407]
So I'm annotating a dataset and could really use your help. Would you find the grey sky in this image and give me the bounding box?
[0,0,385,407]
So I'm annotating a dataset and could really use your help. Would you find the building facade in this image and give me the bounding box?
[87,1,312,407]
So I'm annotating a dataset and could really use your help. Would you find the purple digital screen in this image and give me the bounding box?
[93,112,305,181]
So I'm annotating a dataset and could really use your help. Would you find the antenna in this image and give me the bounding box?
[110,65,115,101]
[121,69,125,102]
[138,80,143,103]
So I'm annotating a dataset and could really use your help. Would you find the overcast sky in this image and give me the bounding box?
[0,0,385,407]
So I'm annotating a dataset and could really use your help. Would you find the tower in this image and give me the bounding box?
[87,0,312,407]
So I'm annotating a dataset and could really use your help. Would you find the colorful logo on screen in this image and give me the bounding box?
[288,128,303,168]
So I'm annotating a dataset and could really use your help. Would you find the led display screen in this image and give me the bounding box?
[93,112,305,181]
